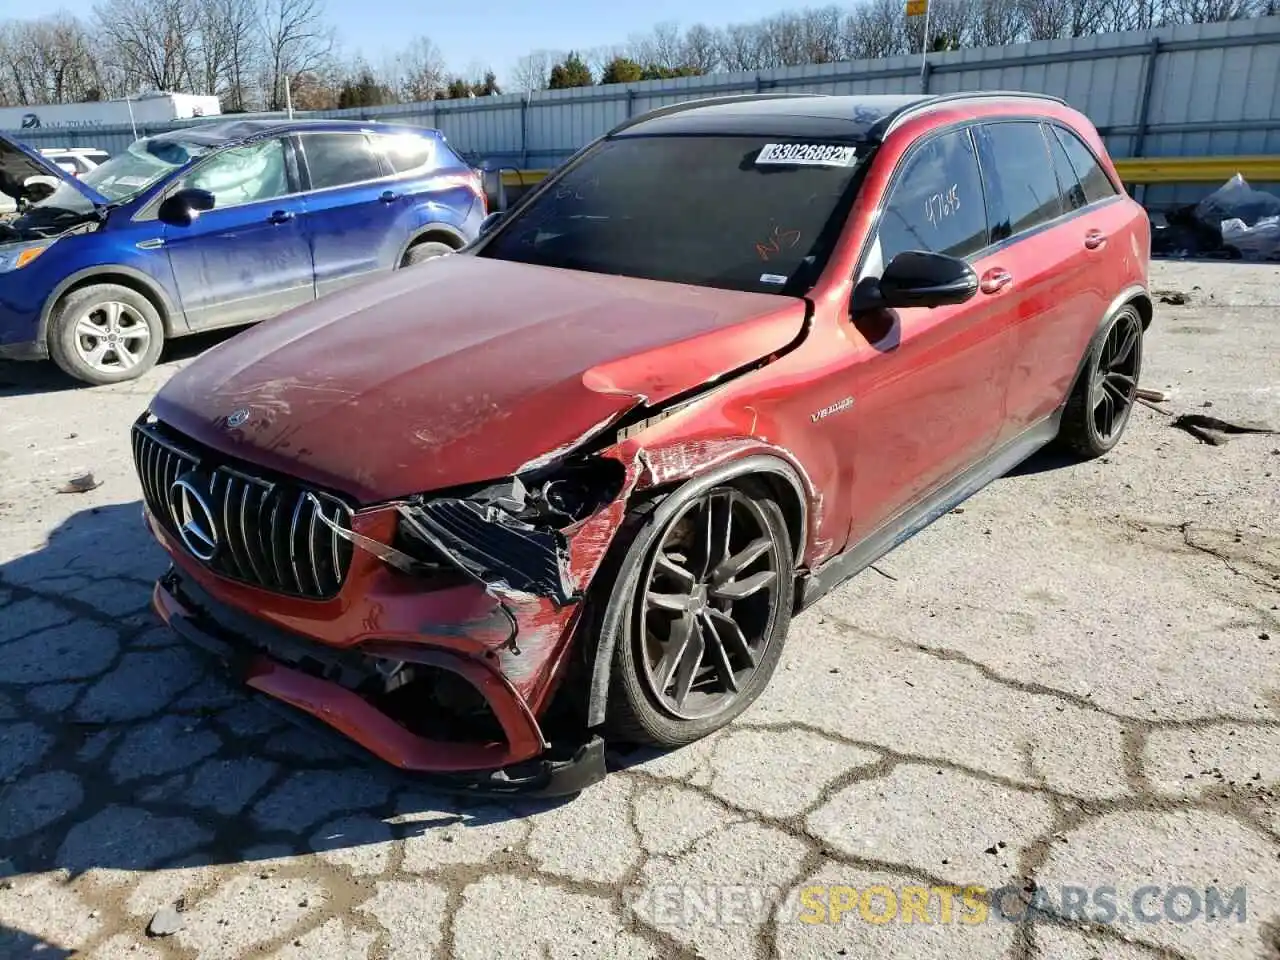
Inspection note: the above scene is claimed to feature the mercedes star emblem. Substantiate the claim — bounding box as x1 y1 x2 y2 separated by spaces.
225 408 250 428
168 475 219 562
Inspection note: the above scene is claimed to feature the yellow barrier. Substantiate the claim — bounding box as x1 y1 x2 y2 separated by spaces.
501 157 1280 189
499 170 549 187
1113 155 1280 184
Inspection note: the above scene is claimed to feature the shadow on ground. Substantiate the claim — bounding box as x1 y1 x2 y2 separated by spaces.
1002 443 1085 477
0 925 74 959
0 327 242 397
0 500 577 897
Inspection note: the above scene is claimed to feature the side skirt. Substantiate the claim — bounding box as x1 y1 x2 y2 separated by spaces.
797 408 1064 610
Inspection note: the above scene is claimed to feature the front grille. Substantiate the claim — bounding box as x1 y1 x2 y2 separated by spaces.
132 419 354 600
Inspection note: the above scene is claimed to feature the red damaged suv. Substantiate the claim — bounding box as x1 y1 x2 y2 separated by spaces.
134 92 1151 794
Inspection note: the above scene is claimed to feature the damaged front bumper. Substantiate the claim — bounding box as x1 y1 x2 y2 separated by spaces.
153 566 607 796
135 417 643 796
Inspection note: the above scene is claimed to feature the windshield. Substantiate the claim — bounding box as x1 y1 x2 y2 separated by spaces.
81 136 213 201
478 135 869 295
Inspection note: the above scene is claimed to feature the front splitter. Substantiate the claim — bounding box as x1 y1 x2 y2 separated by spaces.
152 566 607 798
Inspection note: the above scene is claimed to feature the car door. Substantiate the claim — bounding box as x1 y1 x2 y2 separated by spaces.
973 120 1111 442
160 137 314 330
295 131 402 297
842 126 1016 545
1046 121 1137 390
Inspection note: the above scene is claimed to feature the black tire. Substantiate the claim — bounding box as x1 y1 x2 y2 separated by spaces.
47 283 165 385
401 241 455 267
603 477 796 748
1058 304 1144 458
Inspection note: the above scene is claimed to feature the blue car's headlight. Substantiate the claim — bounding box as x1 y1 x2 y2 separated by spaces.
0 241 52 273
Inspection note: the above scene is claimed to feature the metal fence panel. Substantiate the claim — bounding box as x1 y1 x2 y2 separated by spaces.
6 15 1280 204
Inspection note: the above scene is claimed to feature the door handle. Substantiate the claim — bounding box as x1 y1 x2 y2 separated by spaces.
267 209 295 224
379 190 399 203
979 267 1013 294
1084 229 1107 249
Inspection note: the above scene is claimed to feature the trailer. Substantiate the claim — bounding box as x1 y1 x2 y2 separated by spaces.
0 93 221 133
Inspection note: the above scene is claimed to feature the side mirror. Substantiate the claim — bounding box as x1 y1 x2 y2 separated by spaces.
852 250 979 312
157 188 215 227
478 211 504 238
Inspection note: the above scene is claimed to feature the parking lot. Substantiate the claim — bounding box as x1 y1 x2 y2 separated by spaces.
0 259 1277 959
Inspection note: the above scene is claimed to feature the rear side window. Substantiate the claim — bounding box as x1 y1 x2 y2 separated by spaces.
375 133 436 174
302 133 385 189
1044 124 1088 212
1051 126 1118 204
877 128 987 263
980 122 1063 238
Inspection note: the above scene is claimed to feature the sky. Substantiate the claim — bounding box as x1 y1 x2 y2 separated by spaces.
17 0 803 88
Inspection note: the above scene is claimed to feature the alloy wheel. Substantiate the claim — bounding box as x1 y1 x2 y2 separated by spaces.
1091 311 1141 443
638 488 783 721
72 301 152 374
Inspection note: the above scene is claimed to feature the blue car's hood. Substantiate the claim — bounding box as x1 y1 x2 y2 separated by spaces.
0 133 110 208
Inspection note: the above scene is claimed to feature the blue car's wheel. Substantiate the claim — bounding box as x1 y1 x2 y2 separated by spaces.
48 283 165 386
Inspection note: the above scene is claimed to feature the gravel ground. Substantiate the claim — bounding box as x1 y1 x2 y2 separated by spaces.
1 260 1277 960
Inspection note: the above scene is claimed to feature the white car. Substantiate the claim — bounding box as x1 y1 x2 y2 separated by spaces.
1 146 109 215
43 147 110 177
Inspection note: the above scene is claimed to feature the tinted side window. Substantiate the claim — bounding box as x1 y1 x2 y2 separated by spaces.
178 139 289 208
1052 126 1118 205
1044 124 1088 212
303 134 385 189
878 128 987 263
982 122 1063 236
374 133 435 174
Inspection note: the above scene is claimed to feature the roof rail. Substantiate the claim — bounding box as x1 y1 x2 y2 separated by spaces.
870 90 1069 140
607 92 821 137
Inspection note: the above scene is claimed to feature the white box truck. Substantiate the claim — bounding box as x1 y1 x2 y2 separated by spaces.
0 93 222 132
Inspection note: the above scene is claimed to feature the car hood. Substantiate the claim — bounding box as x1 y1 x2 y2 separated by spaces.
151 255 809 502
0 133 109 207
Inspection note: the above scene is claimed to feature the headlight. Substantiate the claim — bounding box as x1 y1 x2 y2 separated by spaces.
0 242 52 273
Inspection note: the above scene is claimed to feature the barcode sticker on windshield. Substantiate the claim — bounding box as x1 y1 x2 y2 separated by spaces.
760 273 788 284
756 143 858 167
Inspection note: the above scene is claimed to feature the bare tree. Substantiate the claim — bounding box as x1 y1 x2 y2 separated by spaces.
1099 0 1171 30
199 0 261 107
717 22 768 71
629 21 685 69
969 0 1030 45
842 0 909 59
0 14 110 105
800 6 846 63
509 49 559 92
1164 0 1263 20
95 0 202 93
261 0 334 110
392 35 447 102
583 44 630 78
680 24 720 73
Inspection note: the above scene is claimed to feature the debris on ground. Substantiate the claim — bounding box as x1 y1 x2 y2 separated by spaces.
1151 173 1280 261
1155 289 1189 305
1170 413 1278 446
57 472 102 494
1135 388 1170 402
147 904 185 937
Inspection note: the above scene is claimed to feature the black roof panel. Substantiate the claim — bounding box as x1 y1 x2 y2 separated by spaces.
612 91 1066 143
613 94 933 142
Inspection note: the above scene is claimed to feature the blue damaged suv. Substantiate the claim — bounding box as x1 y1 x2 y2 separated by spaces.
0 119 485 384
